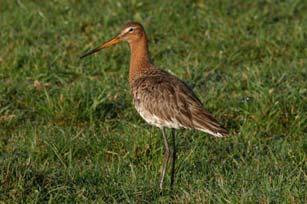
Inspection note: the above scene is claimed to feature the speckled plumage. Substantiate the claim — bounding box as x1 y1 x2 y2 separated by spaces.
131 67 228 137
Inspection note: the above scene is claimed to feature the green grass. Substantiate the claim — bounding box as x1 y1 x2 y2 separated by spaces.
0 0 306 203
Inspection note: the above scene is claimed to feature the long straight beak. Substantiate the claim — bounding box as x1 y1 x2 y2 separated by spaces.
80 36 121 59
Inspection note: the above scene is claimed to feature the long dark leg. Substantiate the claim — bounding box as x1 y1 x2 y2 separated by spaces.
170 129 176 189
160 128 170 191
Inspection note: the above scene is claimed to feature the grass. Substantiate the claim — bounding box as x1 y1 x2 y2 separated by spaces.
0 0 306 203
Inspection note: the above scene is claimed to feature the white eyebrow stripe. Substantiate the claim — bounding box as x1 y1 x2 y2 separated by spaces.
123 27 135 33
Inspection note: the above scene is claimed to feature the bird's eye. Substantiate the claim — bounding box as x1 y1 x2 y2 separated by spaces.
129 28 134 32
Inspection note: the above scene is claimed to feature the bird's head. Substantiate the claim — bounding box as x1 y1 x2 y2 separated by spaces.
80 22 145 59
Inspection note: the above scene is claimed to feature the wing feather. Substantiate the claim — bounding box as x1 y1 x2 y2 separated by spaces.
131 69 228 137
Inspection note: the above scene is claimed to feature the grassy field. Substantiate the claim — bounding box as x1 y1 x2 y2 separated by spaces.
0 0 306 203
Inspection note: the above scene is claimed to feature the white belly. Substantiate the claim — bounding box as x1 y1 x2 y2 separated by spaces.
135 104 181 129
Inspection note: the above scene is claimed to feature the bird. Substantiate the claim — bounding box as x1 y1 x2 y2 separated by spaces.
80 22 228 191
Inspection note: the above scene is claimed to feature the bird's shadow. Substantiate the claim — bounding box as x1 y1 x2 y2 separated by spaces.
90 97 127 121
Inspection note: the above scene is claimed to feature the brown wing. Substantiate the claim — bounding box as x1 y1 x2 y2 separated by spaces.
131 69 228 137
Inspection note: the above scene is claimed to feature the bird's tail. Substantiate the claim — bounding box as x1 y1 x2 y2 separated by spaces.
192 108 228 137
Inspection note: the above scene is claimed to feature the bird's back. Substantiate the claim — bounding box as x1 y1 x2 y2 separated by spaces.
131 67 228 137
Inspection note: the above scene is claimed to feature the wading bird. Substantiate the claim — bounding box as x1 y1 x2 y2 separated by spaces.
80 22 228 191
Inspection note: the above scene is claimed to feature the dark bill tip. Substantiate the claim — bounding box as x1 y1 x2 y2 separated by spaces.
79 46 102 59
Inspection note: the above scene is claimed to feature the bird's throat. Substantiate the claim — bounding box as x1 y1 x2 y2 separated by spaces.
128 35 151 84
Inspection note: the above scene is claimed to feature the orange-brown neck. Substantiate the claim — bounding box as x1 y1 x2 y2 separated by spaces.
128 34 151 85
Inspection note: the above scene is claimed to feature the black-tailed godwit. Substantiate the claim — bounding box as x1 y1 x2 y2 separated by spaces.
80 22 228 191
